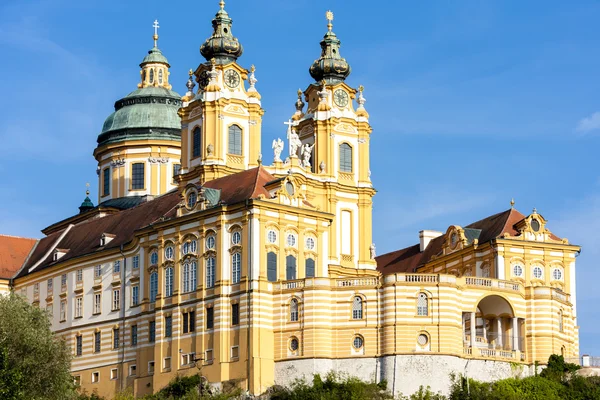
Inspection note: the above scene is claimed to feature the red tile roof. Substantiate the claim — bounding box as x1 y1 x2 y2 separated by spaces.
0 235 37 279
16 168 276 279
376 208 550 275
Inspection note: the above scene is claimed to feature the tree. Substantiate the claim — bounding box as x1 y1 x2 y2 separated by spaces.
0 292 77 400
540 354 580 383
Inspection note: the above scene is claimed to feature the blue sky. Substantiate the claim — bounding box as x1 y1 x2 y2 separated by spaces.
1 0 599 355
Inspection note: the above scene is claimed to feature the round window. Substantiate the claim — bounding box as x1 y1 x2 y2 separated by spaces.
513 264 523 277
206 236 216 250
150 251 158 265
286 234 296 247
553 268 562 280
290 337 299 351
353 336 364 350
417 334 429 346
187 191 197 209
451 233 458 247
285 181 295 196
267 230 277 244
533 266 543 279
305 237 315 250
232 231 242 245
165 246 174 260
531 219 541 232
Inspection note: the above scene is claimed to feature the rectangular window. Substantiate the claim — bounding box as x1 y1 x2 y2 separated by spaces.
148 361 155 374
228 125 242 155
205 349 213 364
129 365 137 376
75 296 83 318
181 352 195 366
173 163 181 177
94 331 101 353
192 128 201 158
231 346 239 360
267 252 277 282
149 321 156 342
183 312 188 334
131 163 145 190
33 283 39 295
182 311 195 334
286 255 297 280
94 293 101 314
112 289 120 311
206 257 215 288
113 328 119 349
94 265 102 278
113 260 120 274
131 285 139 307
341 210 352 255
73 375 81 386
76 269 83 283
131 325 138 346
132 255 139 269
92 371 100 383
46 303 53 318
339 143 353 172
103 168 110 196
110 368 117 380
232 303 240 326
60 300 66 321
61 274 67 287
165 316 172 337
206 307 214 329
47 278 53 292
76 335 82 356
163 357 171 371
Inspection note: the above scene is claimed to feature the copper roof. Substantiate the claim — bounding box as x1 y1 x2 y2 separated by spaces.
376 208 543 275
16 167 277 279
0 235 37 279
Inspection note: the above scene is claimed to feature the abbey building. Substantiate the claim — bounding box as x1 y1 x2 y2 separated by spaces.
1 3 579 398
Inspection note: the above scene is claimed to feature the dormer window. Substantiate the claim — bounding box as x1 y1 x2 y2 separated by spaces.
101 233 115 247
531 219 541 232
53 248 68 262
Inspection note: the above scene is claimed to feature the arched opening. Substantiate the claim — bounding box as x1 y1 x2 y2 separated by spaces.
463 295 524 357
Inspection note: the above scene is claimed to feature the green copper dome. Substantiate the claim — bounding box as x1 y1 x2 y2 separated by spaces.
200 1 243 64
97 86 182 146
141 46 170 66
309 16 351 84
79 195 94 214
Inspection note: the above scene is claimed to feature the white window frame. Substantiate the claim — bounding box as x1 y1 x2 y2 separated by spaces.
112 288 120 311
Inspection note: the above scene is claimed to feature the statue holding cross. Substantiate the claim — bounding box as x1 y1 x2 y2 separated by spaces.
284 119 301 158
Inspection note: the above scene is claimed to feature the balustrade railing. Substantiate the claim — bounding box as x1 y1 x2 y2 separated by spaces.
405 274 438 283
463 277 521 292
336 278 378 287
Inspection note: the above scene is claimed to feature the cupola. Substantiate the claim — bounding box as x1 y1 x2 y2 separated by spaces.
79 185 95 214
309 11 351 84
200 1 244 64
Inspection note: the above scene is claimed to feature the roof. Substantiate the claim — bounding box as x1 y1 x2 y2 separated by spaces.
0 235 37 279
141 46 169 66
376 208 545 275
17 167 276 280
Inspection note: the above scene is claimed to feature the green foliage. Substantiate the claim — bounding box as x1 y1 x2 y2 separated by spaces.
400 385 446 400
268 372 394 400
0 292 77 400
540 354 581 382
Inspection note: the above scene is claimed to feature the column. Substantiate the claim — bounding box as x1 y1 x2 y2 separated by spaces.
482 318 487 344
470 312 476 349
512 317 519 351
497 318 503 348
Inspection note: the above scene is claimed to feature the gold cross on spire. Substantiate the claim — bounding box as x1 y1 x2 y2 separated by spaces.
220 0 225 10
152 19 160 47
326 10 334 31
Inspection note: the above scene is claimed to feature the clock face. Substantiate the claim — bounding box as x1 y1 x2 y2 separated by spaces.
224 69 240 88
333 89 349 107
199 71 209 89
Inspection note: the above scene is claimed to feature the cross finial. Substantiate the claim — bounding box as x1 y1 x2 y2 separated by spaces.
326 10 334 31
219 0 225 10
152 19 160 47
532 207 538 214
85 182 90 196
510 198 515 209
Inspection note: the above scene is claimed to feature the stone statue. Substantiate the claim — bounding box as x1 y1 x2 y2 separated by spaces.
301 143 314 168
369 243 376 259
272 138 284 162
287 128 301 158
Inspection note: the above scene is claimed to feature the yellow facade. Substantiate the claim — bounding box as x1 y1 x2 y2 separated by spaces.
9 3 580 399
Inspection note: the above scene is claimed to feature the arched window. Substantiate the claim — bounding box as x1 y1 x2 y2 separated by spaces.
165 267 173 297
158 69 163 84
150 251 158 266
286 255 297 280
228 125 242 155
192 127 201 158
352 296 363 319
191 261 197 290
267 252 277 282
149 69 154 84
149 271 158 302
339 143 352 172
206 257 216 288
164 245 174 260
559 309 564 333
183 262 190 292
290 298 299 322
417 293 428 316
232 253 241 284
305 258 315 278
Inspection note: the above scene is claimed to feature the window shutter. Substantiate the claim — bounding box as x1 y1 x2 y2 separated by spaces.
267 252 277 282
229 125 242 155
339 143 352 172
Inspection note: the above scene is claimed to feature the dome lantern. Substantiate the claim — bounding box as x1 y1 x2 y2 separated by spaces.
200 1 243 64
309 11 351 84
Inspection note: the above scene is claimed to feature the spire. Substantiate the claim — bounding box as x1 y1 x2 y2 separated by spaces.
200 1 243 64
79 183 94 214
153 19 159 47
309 10 351 84
141 19 169 67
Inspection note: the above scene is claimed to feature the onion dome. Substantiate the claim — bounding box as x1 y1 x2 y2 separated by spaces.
200 1 243 64
309 11 351 84
97 22 181 147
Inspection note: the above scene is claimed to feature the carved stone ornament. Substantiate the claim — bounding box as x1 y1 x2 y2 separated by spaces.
148 157 169 164
207 143 214 155
111 158 126 167
272 138 284 162
189 106 202 119
369 243 376 259
319 161 326 173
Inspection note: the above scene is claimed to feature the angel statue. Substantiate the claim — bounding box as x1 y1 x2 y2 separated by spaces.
287 127 302 158
272 138 284 162
301 143 315 168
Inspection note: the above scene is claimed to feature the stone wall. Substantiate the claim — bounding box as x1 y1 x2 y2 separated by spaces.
274 355 534 396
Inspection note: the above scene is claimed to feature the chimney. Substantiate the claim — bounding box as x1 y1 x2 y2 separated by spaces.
419 230 443 252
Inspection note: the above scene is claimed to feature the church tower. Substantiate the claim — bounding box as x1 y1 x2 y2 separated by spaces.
178 1 264 183
93 21 182 202
282 11 376 271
